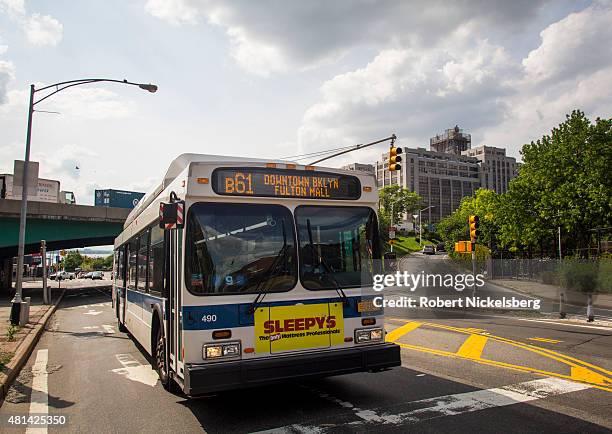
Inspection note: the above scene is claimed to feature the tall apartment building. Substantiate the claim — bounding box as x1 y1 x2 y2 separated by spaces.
462 145 518 194
430 125 471 155
341 163 375 174
376 148 480 224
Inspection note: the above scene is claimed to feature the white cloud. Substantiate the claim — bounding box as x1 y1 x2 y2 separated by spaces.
298 28 517 156
296 1 612 163
522 2 612 83
145 0 547 76
24 13 63 46
0 59 15 104
145 0 200 24
0 0 25 16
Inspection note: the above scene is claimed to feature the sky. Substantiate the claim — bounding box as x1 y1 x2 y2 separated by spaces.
1 0 611 205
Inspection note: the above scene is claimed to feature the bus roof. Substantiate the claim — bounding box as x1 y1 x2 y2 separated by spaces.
123 153 375 231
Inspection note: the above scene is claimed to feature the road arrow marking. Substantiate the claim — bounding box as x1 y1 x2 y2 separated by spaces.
111 354 158 387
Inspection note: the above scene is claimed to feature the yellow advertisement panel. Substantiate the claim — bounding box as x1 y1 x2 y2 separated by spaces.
254 303 344 353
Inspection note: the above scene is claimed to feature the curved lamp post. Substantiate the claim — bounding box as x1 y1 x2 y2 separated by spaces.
10 78 157 325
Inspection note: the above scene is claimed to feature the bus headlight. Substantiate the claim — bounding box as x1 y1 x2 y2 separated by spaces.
203 341 241 359
355 327 383 343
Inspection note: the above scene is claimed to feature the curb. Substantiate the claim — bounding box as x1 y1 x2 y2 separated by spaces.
0 289 66 403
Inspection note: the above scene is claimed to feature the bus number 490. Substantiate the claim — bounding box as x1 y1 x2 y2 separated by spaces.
202 314 217 322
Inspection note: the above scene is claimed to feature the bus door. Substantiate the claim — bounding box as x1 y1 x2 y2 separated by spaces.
167 229 185 379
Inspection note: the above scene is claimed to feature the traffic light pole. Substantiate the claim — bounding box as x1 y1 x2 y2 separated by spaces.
310 135 396 165
471 244 477 296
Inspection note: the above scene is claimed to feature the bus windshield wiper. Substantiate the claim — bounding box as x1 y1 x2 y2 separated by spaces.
306 219 349 306
249 221 287 314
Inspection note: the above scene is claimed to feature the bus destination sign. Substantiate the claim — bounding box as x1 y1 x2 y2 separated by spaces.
212 168 361 200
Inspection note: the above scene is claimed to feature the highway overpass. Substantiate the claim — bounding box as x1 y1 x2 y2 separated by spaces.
0 199 130 291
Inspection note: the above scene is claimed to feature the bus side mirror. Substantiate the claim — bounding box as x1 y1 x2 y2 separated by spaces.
159 201 185 229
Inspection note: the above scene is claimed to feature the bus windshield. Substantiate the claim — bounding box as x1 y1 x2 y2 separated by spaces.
295 206 381 290
185 202 297 295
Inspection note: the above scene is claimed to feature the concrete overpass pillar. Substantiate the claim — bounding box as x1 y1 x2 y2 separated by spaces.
0 257 13 294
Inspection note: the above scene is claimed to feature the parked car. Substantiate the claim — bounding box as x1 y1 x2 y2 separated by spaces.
91 271 104 280
82 272 93 279
422 245 436 255
436 242 446 252
50 271 75 280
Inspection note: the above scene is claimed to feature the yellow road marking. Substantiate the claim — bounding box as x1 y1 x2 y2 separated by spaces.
418 321 612 378
528 337 562 344
456 334 488 359
386 321 421 342
395 341 612 392
386 318 612 388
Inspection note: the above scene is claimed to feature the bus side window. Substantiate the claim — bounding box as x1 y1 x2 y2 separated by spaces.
116 247 125 287
128 238 138 290
138 229 150 292
149 225 164 297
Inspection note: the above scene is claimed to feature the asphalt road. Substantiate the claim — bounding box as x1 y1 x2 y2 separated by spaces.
0 281 610 433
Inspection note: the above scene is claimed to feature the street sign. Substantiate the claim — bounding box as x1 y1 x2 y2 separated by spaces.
389 230 396 239
454 241 472 253
12 160 39 199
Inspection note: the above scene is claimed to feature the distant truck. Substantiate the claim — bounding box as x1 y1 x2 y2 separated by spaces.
0 174 61 203
94 189 145 209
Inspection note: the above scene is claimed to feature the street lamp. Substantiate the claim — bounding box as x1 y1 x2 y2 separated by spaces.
10 78 157 325
419 206 435 246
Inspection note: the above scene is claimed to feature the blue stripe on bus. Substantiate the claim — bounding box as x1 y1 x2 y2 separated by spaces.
123 287 166 317
182 296 381 331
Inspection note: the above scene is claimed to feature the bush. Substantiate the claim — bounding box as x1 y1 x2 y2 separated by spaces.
540 270 560 285
597 259 612 294
560 260 598 293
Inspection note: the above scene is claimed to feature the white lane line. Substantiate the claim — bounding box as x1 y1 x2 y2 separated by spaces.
26 349 49 434
110 354 159 386
257 377 591 432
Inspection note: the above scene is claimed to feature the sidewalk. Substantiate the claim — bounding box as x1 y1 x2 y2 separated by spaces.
0 285 64 401
491 279 612 310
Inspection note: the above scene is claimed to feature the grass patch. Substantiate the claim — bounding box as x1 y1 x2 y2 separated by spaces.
0 351 14 371
390 236 435 255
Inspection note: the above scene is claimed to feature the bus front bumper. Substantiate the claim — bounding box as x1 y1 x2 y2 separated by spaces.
184 343 401 396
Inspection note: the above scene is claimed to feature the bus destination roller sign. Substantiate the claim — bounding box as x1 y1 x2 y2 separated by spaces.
212 167 361 200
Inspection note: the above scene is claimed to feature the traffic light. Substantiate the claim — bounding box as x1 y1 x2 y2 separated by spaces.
469 215 479 243
388 146 402 171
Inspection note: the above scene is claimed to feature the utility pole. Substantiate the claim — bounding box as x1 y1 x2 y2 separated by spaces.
41 240 48 304
390 202 394 253
558 226 562 260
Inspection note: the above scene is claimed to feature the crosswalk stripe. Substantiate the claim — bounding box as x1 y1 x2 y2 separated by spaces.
256 377 591 432
456 334 488 359
385 321 421 342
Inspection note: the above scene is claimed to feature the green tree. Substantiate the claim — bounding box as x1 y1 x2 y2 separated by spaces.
378 185 421 226
63 251 84 271
437 188 500 251
498 110 612 255
103 254 114 269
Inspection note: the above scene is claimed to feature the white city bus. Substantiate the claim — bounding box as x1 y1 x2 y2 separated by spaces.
112 154 400 395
